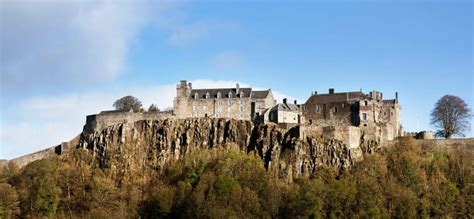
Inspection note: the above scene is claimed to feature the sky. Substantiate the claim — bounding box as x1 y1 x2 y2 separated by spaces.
0 0 472 159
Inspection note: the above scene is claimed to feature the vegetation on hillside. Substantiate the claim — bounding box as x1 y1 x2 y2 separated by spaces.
0 137 472 218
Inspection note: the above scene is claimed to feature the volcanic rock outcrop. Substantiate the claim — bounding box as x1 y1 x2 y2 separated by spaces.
79 118 376 181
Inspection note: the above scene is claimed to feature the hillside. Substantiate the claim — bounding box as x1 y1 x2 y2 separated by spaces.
0 118 472 218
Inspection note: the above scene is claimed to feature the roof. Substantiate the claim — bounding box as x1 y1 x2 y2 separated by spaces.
189 88 270 99
383 99 397 104
305 91 370 104
251 90 270 99
271 103 300 112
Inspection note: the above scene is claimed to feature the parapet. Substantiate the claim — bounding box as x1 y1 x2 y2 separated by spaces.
84 110 174 133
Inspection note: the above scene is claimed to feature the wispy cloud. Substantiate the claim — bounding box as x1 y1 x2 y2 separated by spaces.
0 1 175 96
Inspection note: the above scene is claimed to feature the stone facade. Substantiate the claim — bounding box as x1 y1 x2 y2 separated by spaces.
173 80 276 120
267 98 302 124
303 88 402 141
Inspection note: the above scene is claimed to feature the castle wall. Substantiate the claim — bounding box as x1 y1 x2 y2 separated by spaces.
84 111 173 133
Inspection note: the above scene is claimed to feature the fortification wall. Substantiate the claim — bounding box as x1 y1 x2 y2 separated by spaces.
416 138 474 148
301 125 361 149
84 111 174 133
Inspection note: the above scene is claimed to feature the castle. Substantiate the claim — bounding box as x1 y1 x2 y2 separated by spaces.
173 80 402 142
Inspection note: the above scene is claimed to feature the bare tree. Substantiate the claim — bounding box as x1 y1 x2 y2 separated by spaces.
113 96 143 112
431 95 471 139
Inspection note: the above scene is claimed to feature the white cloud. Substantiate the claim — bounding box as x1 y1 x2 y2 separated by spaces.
0 80 297 159
0 0 174 95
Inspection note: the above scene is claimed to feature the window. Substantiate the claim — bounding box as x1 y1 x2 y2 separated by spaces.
217 92 221 99
240 91 244 98
362 113 368 121
342 103 345 108
316 105 320 112
206 92 210 99
334 107 338 113
227 107 231 112
240 106 244 112
364 101 368 106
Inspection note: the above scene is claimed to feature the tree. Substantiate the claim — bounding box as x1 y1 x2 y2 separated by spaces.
148 104 159 112
0 183 19 218
431 95 471 139
19 159 62 217
113 96 142 112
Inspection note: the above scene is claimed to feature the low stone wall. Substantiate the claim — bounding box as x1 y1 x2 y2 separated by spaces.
416 138 474 148
6 135 81 168
9 146 58 167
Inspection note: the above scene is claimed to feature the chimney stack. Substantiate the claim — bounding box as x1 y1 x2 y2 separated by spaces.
294 100 297 104
395 92 398 102
314 91 318 95
188 82 192 90
283 98 287 104
329 88 334 94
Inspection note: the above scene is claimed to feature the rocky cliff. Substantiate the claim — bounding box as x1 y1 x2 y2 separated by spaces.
79 118 375 181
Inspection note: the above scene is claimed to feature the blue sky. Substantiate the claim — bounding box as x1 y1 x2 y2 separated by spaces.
1 0 473 159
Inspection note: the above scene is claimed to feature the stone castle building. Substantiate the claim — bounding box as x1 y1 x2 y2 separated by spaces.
173 80 276 120
303 88 402 141
173 81 402 141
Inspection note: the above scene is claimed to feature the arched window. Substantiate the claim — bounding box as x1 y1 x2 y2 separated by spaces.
206 92 210 99
194 93 199 99
240 91 244 98
217 92 221 99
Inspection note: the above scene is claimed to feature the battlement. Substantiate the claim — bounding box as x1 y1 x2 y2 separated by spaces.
84 110 174 133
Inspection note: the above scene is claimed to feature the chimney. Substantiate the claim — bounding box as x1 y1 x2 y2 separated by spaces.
236 83 240 93
294 100 297 104
188 82 192 90
314 91 318 95
329 88 334 94
283 98 287 104
395 92 398 102
180 80 187 86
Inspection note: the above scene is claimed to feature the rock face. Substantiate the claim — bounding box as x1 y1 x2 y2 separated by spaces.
79 118 372 181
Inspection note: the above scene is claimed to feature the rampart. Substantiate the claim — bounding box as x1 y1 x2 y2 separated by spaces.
84 110 174 133
416 138 474 148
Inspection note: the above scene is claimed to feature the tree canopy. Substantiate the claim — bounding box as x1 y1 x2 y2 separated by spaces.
431 95 471 139
113 96 143 112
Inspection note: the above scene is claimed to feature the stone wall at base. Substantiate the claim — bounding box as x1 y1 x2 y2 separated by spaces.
416 138 474 148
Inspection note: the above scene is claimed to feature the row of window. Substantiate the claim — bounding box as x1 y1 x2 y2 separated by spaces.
192 105 244 112
190 113 245 118
194 91 245 100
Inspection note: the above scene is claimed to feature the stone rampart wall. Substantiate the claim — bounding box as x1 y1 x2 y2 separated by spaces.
84 111 174 133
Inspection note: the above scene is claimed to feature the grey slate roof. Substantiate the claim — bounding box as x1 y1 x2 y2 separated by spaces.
271 103 300 112
251 90 270 99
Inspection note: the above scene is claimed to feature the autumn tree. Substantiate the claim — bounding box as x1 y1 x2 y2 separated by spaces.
431 95 471 139
113 96 143 112
19 159 62 217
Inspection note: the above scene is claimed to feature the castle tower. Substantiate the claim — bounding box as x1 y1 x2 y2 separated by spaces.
173 80 191 118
